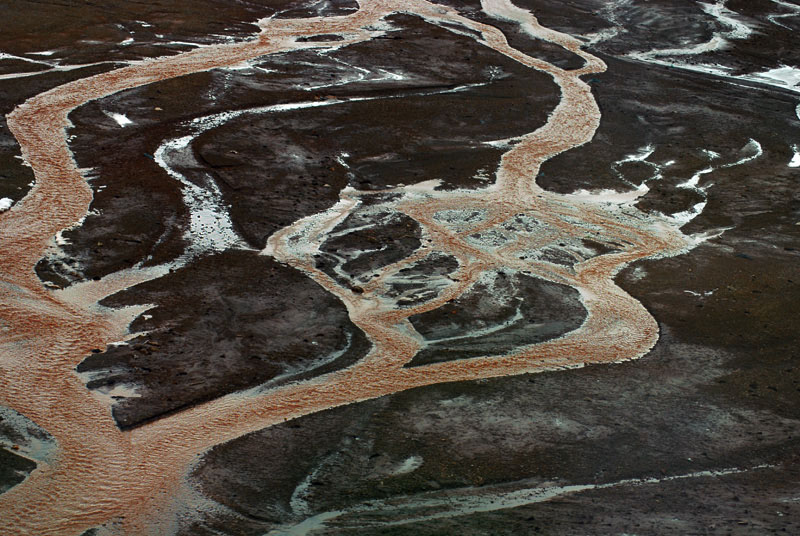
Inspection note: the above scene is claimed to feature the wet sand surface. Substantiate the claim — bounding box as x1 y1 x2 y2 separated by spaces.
0 0 798 534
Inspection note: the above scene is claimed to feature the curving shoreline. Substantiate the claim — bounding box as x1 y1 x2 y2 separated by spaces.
0 1 702 533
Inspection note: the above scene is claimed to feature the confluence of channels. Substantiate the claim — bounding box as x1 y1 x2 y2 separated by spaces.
0 0 692 533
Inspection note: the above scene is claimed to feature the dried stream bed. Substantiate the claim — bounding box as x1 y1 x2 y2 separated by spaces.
0 0 799 535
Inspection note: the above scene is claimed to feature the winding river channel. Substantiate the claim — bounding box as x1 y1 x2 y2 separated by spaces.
0 0 704 533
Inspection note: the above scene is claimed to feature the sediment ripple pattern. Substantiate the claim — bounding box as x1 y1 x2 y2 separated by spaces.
0 0 703 533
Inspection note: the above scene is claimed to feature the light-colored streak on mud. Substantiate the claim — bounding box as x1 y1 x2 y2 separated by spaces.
274 464 774 535
0 61 123 81
0 0 697 534
768 0 800 30
627 0 752 64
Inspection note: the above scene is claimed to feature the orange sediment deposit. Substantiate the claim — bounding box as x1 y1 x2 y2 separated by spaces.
0 0 699 533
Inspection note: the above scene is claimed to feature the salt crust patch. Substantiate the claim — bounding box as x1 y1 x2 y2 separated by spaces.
790 145 800 167
103 111 133 127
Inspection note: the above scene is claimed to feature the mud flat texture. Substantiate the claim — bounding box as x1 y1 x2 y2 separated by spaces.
0 0 799 535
